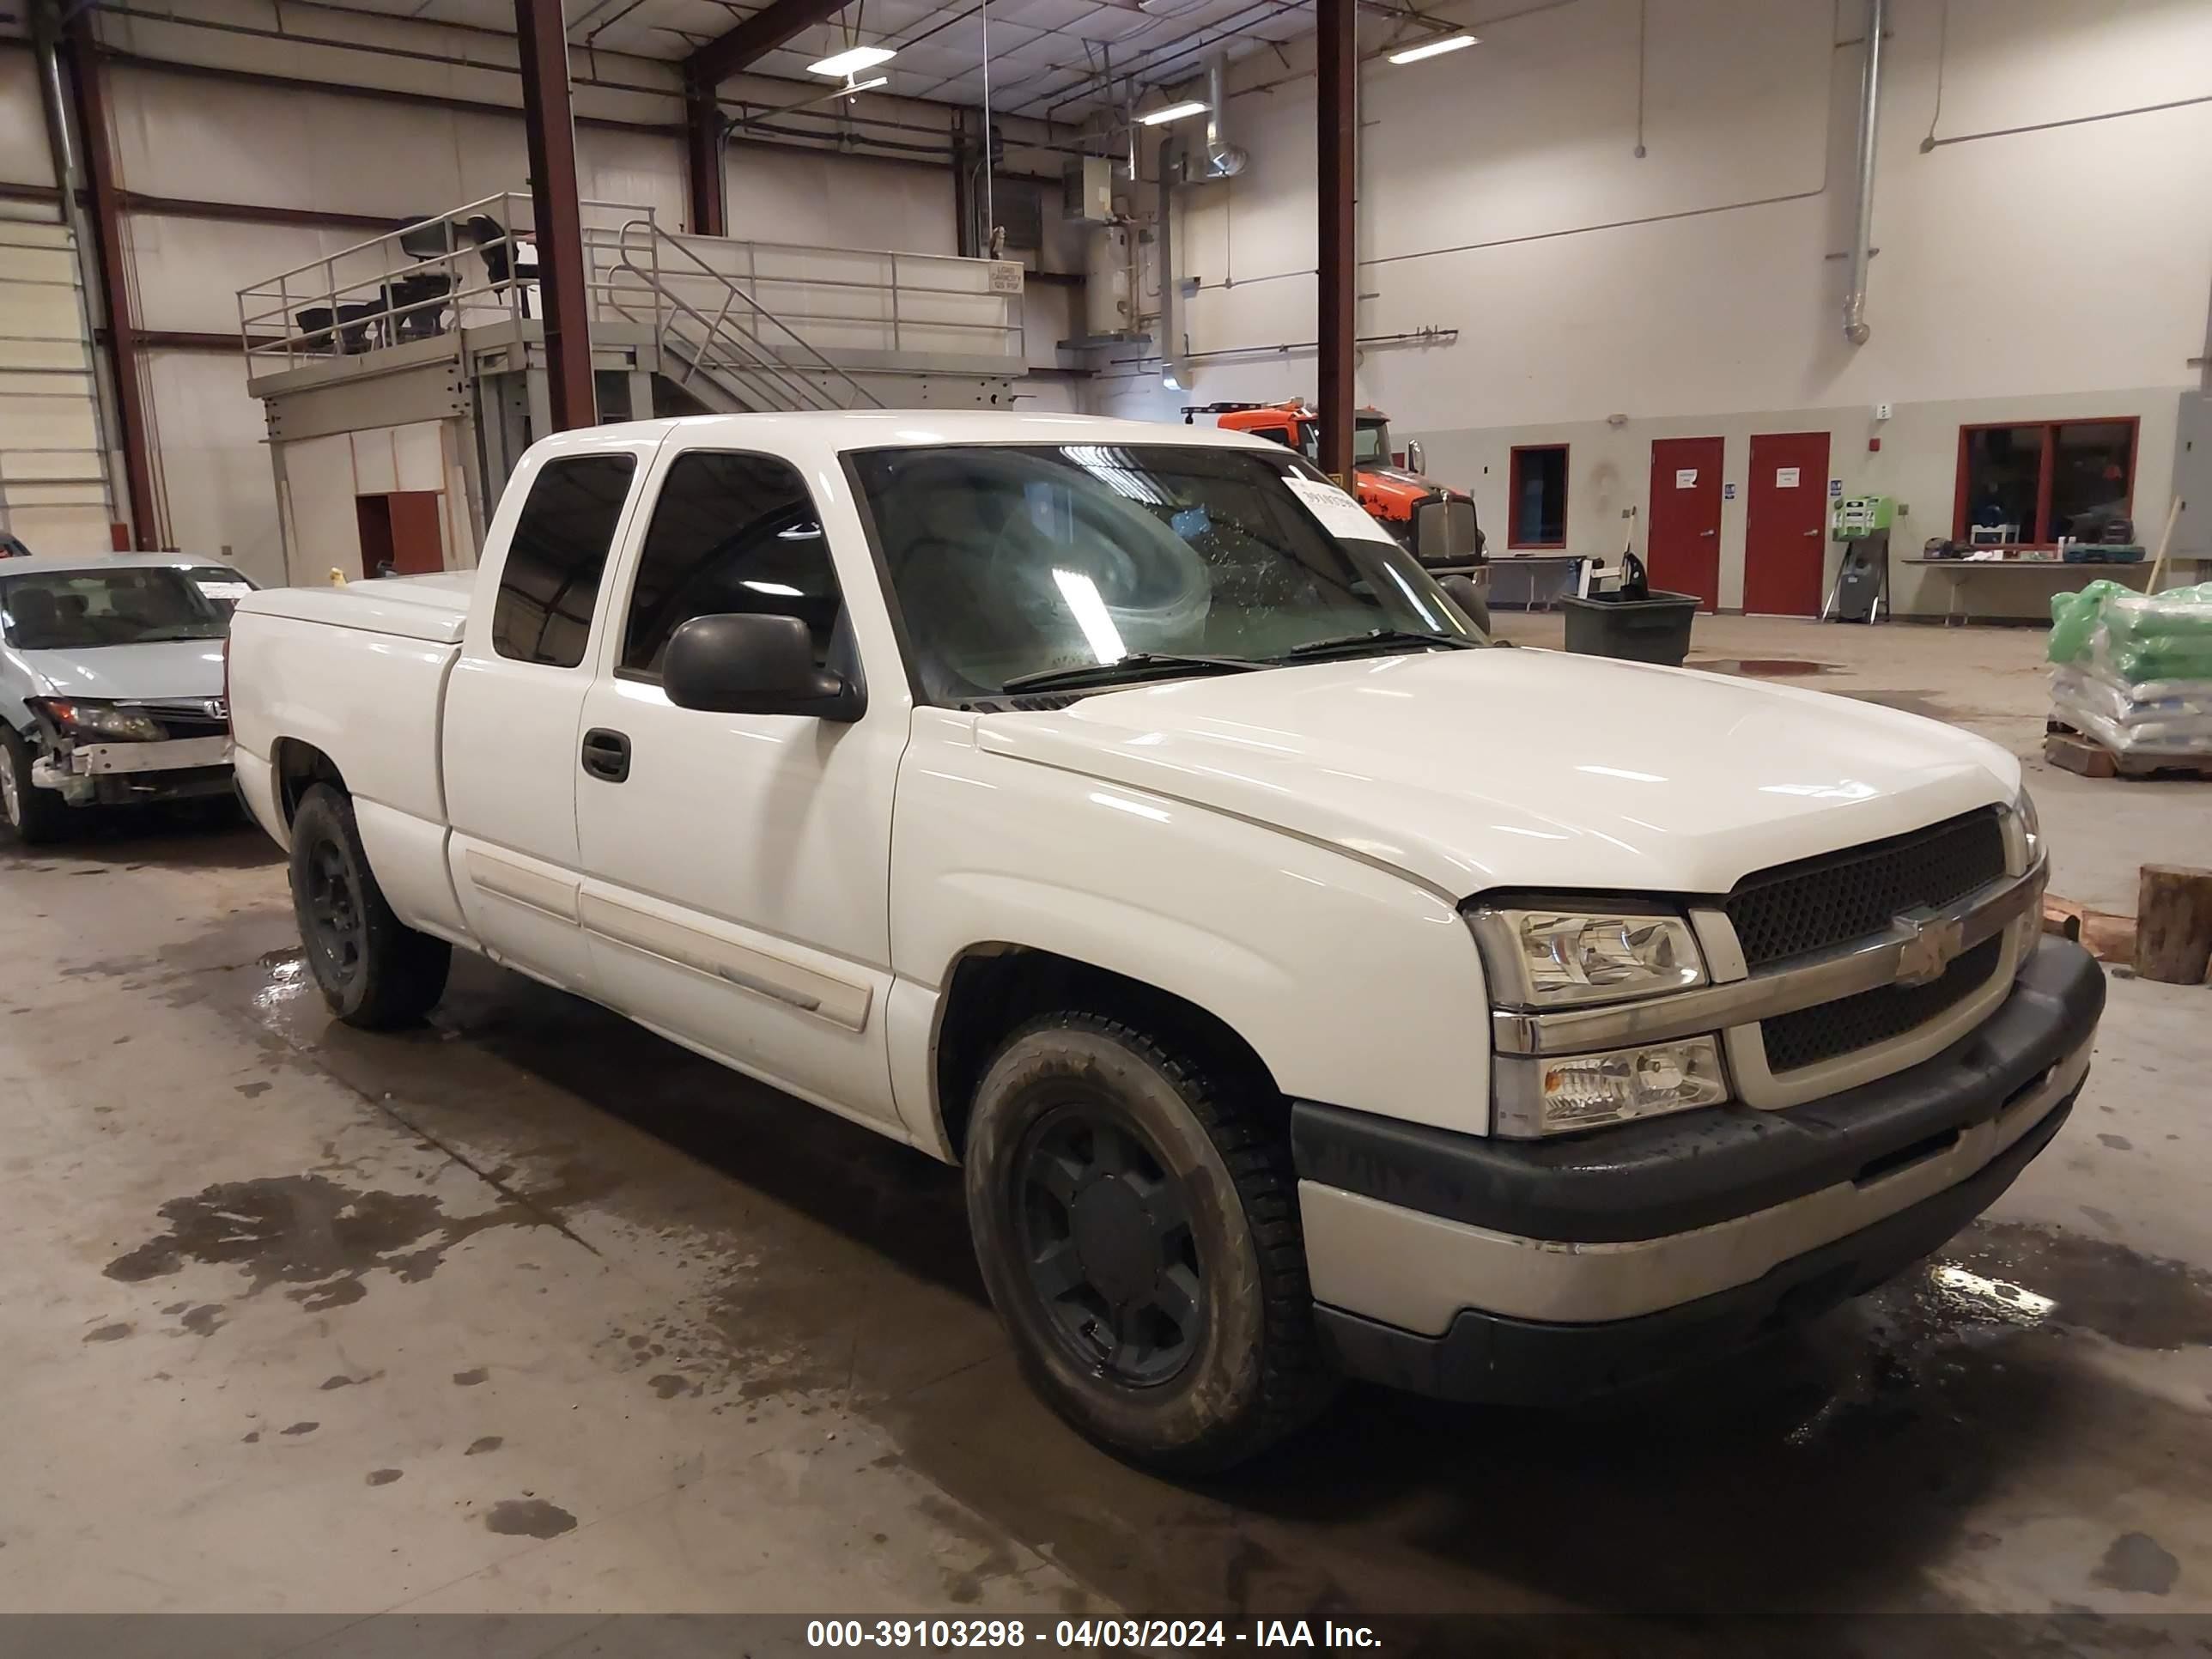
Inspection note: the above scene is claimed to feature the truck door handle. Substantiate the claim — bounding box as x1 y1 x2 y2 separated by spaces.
580 728 630 782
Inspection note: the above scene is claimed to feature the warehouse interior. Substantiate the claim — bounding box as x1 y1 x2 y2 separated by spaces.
4 0 2212 1639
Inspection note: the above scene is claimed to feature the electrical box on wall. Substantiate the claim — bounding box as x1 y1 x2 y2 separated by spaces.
1831 495 1894 538
1062 157 1113 223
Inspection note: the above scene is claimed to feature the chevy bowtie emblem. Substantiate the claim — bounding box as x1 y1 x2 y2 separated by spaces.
1894 913 1965 987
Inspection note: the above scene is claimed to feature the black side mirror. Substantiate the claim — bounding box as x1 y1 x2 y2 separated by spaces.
662 613 865 722
1441 574 1492 635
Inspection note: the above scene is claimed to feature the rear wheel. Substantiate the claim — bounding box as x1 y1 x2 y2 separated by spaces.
289 783 450 1028
0 725 68 845
963 1013 1334 1473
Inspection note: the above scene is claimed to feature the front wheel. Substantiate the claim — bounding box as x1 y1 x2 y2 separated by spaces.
963 1013 1334 1473
289 783 451 1028
0 724 68 845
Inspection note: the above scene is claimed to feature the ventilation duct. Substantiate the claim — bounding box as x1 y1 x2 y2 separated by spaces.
1842 0 1885 346
1201 56 1247 178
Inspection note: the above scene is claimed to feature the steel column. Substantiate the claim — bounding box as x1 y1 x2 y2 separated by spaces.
59 15 160 550
685 82 726 237
514 0 595 432
1315 0 1357 483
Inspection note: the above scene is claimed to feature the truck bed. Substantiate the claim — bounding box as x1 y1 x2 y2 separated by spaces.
228 574 469 845
239 572 474 643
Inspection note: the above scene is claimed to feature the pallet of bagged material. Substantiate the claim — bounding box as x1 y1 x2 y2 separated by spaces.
2044 726 2212 781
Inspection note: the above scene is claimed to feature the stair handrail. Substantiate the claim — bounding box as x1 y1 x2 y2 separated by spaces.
610 217 881 411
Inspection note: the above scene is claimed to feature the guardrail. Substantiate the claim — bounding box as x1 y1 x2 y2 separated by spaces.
236 193 1025 381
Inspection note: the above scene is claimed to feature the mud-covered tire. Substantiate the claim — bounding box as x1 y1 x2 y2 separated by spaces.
0 724 68 845
289 783 450 1028
964 1013 1335 1473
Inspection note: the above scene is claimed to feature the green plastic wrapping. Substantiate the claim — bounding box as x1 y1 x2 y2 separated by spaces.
2048 580 2212 684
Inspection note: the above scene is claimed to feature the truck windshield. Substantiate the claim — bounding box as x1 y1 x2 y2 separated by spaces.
0 568 232 649
852 443 1481 704
1353 420 1389 465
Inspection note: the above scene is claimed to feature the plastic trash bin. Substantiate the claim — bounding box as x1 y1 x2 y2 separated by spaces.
1558 589 1699 666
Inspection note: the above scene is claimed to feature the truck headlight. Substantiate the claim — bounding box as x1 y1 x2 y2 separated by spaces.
1468 905 1707 1008
26 696 164 743
1494 1036 1729 1137
2014 785 2040 864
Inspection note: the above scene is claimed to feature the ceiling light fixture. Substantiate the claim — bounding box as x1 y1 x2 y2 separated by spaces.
1138 100 1209 125
808 44 896 77
1387 33 1478 64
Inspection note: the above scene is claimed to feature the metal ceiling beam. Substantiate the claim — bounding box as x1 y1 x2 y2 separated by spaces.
1316 0 1356 482
686 0 850 90
58 15 161 550
514 0 596 431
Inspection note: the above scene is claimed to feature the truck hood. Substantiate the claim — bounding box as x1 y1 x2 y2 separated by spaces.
1356 464 1462 506
15 640 228 701
974 648 2020 897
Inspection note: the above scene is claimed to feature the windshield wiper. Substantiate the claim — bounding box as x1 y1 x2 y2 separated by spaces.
1000 653 1267 694
1273 628 1481 662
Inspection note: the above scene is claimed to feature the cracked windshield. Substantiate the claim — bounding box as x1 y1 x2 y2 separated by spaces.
854 442 1480 704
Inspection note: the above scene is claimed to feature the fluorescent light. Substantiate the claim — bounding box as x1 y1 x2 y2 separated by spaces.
808 44 896 76
1388 33 1478 64
833 76 888 97
1052 568 1127 665
1139 100 1209 126
743 580 805 597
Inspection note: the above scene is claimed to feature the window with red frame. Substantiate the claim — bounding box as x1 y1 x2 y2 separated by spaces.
1954 419 2137 545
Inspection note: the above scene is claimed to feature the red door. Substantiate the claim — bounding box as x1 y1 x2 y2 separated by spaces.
387 491 447 574
1743 432 1831 616
1646 437 1724 611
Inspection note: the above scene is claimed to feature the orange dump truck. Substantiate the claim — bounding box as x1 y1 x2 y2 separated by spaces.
1182 400 1486 576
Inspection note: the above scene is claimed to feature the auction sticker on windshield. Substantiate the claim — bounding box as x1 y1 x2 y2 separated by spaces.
1282 476 1395 544
196 580 253 601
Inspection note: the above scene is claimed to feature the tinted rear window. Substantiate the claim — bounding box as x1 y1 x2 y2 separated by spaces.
492 454 637 667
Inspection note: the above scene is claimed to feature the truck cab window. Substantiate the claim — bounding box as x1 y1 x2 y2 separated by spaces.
621 451 843 678
491 453 637 667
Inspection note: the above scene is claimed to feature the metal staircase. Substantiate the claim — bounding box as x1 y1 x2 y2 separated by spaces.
601 218 878 415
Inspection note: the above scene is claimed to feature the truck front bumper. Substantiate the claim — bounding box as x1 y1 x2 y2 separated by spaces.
1291 936 2104 1405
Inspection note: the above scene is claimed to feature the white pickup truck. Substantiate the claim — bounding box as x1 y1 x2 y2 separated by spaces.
229 412 2101 1470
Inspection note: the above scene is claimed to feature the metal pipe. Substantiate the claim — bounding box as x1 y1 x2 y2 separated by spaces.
980 0 995 248
1201 54 1246 178
1158 134 1183 388
1843 0 1885 347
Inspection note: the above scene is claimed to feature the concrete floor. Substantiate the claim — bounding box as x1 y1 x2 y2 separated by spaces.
3 617 2210 1631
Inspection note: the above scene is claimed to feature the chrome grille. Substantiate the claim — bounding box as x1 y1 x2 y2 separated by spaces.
1760 936 2002 1073
1724 808 2006 970
1413 498 1479 565
130 698 230 740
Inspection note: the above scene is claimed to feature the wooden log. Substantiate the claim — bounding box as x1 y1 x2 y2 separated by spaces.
2134 864 2212 983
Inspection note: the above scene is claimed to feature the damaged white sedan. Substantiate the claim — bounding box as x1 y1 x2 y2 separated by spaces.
0 553 254 842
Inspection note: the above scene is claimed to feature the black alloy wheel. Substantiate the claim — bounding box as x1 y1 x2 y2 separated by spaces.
1014 1102 1206 1387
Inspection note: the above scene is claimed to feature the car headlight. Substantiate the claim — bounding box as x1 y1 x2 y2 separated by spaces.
26 696 164 742
2014 784 2040 865
1467 905 1708 1008
1494 1036 1729 1137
